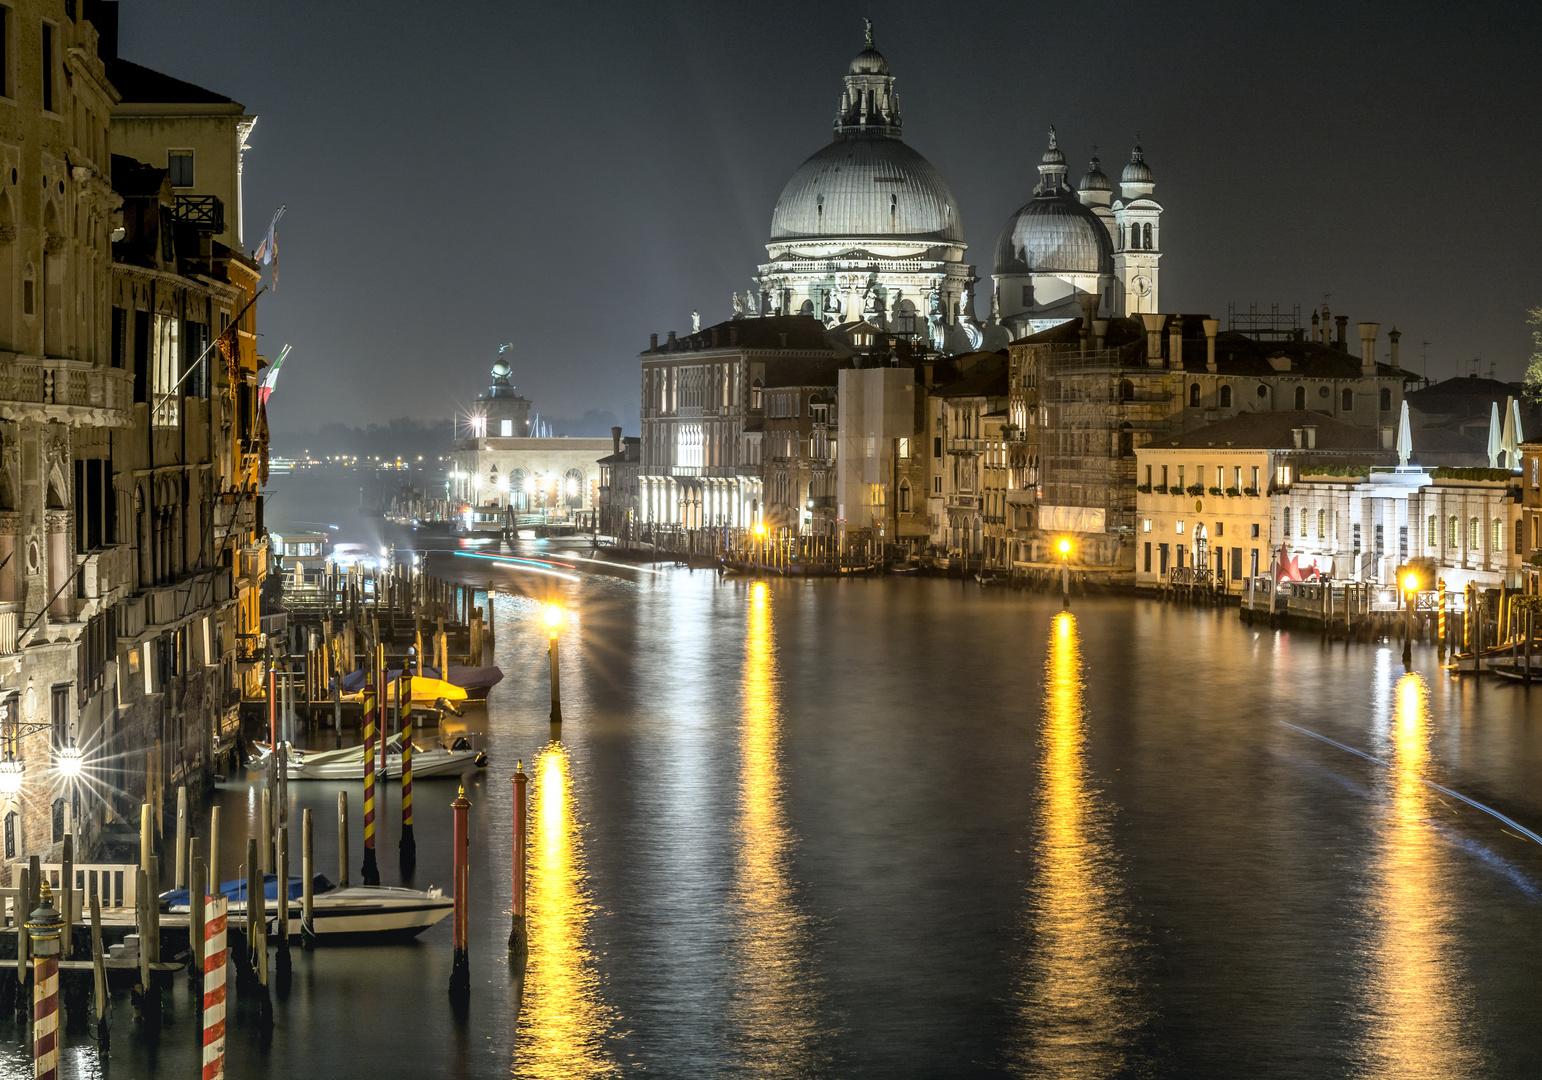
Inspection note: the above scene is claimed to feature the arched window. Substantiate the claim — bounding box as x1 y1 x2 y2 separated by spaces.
1117 224 1125 250
1143 222 1153 249
1426 515 1437 547
1317 509 1326 539
1219 385 1232 408
51 798 65 844
3 811 14 860
1188 383 1200 408
897 479 912 513
1341 388 1354 411
1118 422 1134 458
1283 507 1292 537
1493 517 1503 553
1294 386 1306 410
751 378 762 409
798 299 813 316
1121 379 1134 402
1448 515 1459 547
1379 388 1392 411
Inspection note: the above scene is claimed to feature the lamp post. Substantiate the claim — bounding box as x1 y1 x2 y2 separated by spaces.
545 603 563 722
1058 538 1072 609
27 881 63 1080
1402 572 1419 666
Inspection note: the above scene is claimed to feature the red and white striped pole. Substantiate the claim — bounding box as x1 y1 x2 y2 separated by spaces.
26 881 63 1080
202 896 229 1080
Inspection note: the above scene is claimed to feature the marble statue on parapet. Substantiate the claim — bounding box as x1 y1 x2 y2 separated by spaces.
731 292 744 318
863 280 883 319
747 289 759 316
692 310 701 333
989 288 1001 324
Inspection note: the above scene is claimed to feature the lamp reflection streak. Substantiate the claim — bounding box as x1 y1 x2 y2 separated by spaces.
512 743 617 1079
1010 611 1138 1077
726 581 822 1074
1358 673 1483 1078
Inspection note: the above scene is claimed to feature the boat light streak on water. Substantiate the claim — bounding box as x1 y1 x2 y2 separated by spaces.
455 551 581 582
546 553 664 575
1279 719 1542 848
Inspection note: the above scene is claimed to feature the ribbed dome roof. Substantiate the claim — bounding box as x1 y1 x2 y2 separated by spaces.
1078 155 1111 192
849 47 889 75
1122 145 1153 185
994 194 1114 276
770 136 963 244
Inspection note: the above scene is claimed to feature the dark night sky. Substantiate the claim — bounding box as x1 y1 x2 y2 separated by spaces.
116 1 1542 436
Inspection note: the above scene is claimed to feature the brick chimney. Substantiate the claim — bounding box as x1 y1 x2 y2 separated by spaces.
1387 327 1401 369
649 333 658 351
1334 315 1348 350
611 426 622 455
1168 316 1184 369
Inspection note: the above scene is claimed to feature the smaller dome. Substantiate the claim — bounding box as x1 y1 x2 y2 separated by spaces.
1122 144 1153 186
1079 155 1111 192
1040 132 1066 168
491 359 510 379
994 194 1114 277
849 47 889 75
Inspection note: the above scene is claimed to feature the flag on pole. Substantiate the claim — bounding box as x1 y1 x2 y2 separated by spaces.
254 205 285 291
259 344 292 406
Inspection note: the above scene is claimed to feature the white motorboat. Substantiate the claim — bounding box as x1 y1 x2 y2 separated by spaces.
250 736 486 781
165 877 454 940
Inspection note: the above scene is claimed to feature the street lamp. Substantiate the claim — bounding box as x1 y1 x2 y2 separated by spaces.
1058 538 1072 609
56 740 82 779
544 604 563 722
0 754 22 796
1402 572 1419 666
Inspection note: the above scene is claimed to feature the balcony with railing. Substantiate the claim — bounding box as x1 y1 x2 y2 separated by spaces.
0 361 133 426
0 601 19 655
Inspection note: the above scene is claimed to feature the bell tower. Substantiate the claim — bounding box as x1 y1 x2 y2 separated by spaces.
1112 140 1162 315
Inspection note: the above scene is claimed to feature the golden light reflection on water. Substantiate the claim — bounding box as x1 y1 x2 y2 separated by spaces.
512 743 619 1079
1358 673 1484 1077
1010 611 1138 1077
726 581 823 1073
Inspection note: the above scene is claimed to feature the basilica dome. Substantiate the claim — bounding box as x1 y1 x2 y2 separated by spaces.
994 195 1113 276
769 137 964 244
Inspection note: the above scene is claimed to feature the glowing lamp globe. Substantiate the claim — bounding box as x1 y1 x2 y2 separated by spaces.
0 757 23 796
543 604 564 631
56 743 82 779
1058 539 1072 556
1403 573 1419 593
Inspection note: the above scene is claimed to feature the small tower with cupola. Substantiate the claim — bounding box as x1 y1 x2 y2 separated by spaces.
1111 141 1162 315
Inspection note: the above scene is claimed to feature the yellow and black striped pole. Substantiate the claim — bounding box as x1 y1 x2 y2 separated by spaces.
361 665 380 887
399 672 415 877
1437 578 1447 660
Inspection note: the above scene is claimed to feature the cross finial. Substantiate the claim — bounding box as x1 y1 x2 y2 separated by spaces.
864 17 873 49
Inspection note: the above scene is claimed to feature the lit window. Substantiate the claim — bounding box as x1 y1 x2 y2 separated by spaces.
1143 519 1152 532
1275 465 1292 487
1176 520 1185 535
1427 515 1437 547
898 437 910 459
1469 517 1479 549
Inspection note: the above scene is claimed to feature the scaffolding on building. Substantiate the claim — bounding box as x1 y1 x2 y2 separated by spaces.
1017 340 1186 569
1227 302 1303 342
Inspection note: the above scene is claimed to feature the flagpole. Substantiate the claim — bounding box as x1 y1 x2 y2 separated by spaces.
151 285 268 418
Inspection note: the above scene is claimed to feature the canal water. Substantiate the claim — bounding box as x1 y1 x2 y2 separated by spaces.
6 469 1542 1077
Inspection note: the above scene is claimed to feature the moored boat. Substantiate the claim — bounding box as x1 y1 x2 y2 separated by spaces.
162 875 453 940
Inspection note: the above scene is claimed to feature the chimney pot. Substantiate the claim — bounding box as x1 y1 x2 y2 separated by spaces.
611 426 622 455
1140 313 1167 367
1202 318 1220 372
1387 327 1401 369
1093 319 1110 351
1334 315 1349 349
667 330 677 347
649 333 658 350
1303 424 1316 449
1292 427 1303 449
1357 321 1380 375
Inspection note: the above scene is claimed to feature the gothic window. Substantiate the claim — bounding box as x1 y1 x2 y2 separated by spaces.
1379 388 1392 411
1219 385 1232 408
1342 388 1354 411
1143 222 1153 248
1294 386 1306 409
1117 224 1124 250
898 480 912 513
1188 383 1200 408
51 798 64 844
750 379 762 410
1120 379 1134 402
